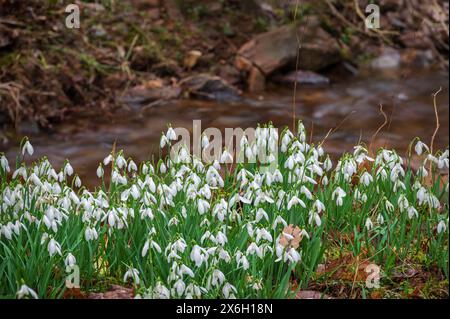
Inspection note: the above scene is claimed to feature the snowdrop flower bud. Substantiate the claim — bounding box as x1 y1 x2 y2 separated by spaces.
0 155 10 173
16 284 38 299
64 162 74 177
323 157 333 171
160 162 167 174
96 164 104 178
22 140 34 156
103 154 113 166
437 220 447 234
365 218 373 231
74 176 81 188
377 213 384 225
166 127 177 141
65 253 77 267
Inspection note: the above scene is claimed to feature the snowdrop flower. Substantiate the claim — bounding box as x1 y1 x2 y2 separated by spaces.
179 264 195 278
85 227 98 241
65 253 77 267
123 268 140 285
287 196 306 210
323 157 333 171
22 140 34 156
248 242 265 259
407 206 418 219
332 187 346 206
103 154 113 166
16 285 38 299
173 279 186 297
220 149 233 164
128 160 138 172
377 213 384 225
166 127 177 141
272 215 287 230
153 282 171 299
308 211 322 227
397 196 408 212
64 162 74 177
160 162 167 174
365 218 373 231
236 253 250 270
437 220 447 234
0 155 10 172
360 172 373 186
190 245 207 267
314 199 326 213
222 283 237 299
415 141 429 156
255 228 273 243
74 176 82 188
255 208 269 223
47 238 62 257
209 269 226 288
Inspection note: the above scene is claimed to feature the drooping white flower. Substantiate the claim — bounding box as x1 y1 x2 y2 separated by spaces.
365 218 374 231
65 253 77 267
47 238 62 257
0 155 10 173
123 268 140 285
22 140 34 156
166 127 177 141
287 196 306 210
437 220 447 234
332 187 346 206
377 213 384 225
415 141 429 156
16 284 38 299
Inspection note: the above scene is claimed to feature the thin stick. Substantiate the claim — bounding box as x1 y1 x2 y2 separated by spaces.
292 0 301 134
369 104 388 154
430 87 442 155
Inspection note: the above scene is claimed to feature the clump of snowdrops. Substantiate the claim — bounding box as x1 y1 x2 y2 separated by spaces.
0 122 448 299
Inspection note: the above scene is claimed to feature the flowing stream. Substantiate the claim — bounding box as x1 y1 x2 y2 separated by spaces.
1 67 448 188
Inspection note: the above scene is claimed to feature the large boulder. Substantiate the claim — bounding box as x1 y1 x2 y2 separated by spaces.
235 17 341 92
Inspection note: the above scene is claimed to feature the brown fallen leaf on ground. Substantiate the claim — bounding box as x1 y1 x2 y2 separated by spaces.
295 290 333 299
88 285 134 299
280 224 303 249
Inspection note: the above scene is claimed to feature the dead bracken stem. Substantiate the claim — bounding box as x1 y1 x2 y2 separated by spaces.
369 104 388 155
292 0 301 135
430 87 442 156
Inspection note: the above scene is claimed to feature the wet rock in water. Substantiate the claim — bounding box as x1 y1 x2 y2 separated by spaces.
370 47 401 69
235 16 340 92
248 66 266 92
273 70 330 86
179 74 241 101
88 285 134 299
121 84 181 107
236 17 340 74
400 49 434 68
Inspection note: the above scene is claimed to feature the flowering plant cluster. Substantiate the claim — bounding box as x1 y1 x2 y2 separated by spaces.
0 122 448 299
